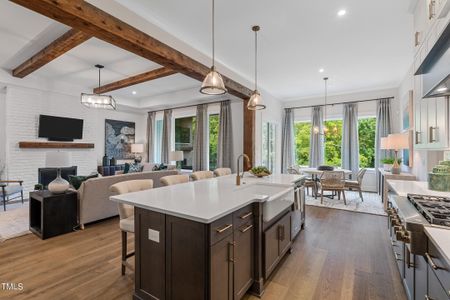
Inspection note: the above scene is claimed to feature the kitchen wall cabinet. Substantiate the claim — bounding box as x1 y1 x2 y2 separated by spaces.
414 96 449 149
264 212 291 278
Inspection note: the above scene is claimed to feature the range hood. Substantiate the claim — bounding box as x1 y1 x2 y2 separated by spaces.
415 22 450 98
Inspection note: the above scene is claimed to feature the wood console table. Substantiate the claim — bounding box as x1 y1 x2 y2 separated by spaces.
378 168 416 210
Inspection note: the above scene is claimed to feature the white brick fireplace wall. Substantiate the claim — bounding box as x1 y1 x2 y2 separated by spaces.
3 85 146 193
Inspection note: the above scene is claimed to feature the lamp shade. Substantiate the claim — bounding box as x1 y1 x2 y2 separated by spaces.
247 90 266 110
169 151 184 162
131 143 144 153
46 151 72 168
81 93 116 110
200 67 227 95
387 133 409 150
380 137 390 149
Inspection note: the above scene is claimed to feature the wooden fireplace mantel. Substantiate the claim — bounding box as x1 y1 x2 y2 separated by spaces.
19 141 95 149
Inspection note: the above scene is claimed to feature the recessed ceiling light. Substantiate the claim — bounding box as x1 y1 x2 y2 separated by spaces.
337 9 347 16
319 68 325 73
437 87 448 92
132 91 137 95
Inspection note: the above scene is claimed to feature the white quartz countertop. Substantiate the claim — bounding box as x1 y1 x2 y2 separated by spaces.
110 174 305 223
387 180 450 198
424 226 450 266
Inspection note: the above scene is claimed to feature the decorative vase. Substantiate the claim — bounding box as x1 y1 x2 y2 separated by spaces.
429 161 450 191
48 168 70 194
110 157 116 166
102 155 110 166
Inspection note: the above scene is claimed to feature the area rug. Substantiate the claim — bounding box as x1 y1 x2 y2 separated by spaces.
0 204 31 242
305 191 386 216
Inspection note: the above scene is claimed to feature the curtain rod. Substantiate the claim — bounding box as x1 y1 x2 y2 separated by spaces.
285 96 395 111
147 99 231 114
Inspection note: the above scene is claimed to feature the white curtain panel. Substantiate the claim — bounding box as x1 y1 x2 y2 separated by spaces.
341 103 360 177
309 106 324 167
161 109 172 164
217 101 233 169
281 108 295 173
147 111 156 163
193 104 208 171
375 98 393 189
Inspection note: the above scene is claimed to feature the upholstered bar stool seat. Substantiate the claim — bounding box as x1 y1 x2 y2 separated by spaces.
110 179 153 275
160 175 189 186
213 168 232 177
191 171 214 181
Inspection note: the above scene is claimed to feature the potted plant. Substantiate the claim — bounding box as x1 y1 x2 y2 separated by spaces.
381 158 402 172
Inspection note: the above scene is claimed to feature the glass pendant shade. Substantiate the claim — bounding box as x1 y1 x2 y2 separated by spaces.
200 66 227 95
247 90 266 110
81 93 116 110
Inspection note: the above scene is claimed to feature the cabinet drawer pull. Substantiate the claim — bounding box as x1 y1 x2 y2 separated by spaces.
394 252 402 261
240 212 253 219
425 295 434 300
240 224 253 233
228 242 235 262
216 224 232 233
425 252 442 270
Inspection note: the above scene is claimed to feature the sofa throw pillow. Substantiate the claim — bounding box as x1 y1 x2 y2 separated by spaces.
152 163 168 171
69 174 98 190
124 163 142 174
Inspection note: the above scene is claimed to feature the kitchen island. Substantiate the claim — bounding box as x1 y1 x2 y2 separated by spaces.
111 173 305 300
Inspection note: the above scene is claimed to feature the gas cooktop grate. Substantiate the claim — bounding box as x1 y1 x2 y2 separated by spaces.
408 194 450 226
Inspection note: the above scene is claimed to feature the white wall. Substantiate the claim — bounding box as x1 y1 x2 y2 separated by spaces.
0 88 6 179
2 85 146 193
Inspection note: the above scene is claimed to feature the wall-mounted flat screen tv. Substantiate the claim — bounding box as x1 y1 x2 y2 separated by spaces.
38 115 83 141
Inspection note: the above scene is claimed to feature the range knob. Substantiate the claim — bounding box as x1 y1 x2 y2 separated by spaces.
391 217 401 226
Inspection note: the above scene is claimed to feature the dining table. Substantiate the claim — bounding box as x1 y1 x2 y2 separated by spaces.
299 167 353 199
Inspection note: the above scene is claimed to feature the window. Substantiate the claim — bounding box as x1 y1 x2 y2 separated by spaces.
154 119 163 163
358 117 376 168
323 120 343 167
209 114 219 170
175 116 196 170
294 122 311 166
262 122 276 173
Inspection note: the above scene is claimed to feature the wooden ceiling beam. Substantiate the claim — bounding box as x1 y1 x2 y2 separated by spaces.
12 28 90 78
93 67 176 94
10 0 253 99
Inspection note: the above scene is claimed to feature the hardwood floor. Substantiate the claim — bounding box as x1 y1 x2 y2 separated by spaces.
244 206 407 300
0 206 406 300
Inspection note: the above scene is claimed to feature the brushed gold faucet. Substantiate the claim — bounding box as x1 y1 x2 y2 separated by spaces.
236 154 251 186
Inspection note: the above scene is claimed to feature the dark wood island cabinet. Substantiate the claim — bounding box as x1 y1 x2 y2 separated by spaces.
133 202 294 300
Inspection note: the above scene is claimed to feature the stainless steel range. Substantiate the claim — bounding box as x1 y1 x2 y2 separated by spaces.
408 194 450 226
388 193 450 300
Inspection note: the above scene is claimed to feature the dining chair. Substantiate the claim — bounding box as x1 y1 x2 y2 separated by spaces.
287 166 317 197
0 180 24 211
191 171 214 181
345 168 367 201
213 168 232 177
160 174 190 186
109 179 153 275
318 171 346 205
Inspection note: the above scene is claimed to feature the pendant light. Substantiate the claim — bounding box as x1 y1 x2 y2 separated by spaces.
200 0 227 95
247 25 266 110
313 77 329 134
81 64 116 110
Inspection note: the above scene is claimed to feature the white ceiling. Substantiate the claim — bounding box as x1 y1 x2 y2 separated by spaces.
115 0 415 100
1 0 414 106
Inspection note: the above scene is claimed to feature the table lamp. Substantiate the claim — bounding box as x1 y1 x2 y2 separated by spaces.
131 143 144 163
46 151 72 194
387 133 409 174
169 151 184 169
